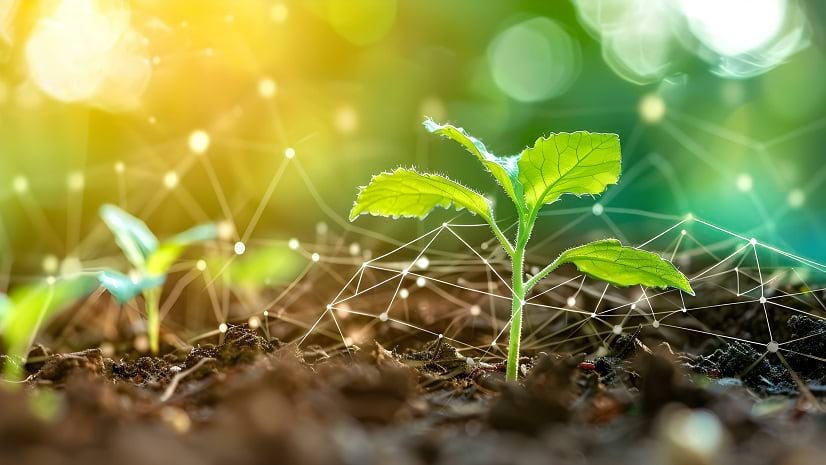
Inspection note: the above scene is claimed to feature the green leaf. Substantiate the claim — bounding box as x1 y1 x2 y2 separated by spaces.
2 277 96 380
97 270 164 304
208 244 305 291
100 204 159 269
517 132 621 213
146 223 217 276
349 168 493 222
554 239 694 295
424 119 524 209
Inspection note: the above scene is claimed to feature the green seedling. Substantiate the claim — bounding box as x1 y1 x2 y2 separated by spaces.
350 120 694 381
97 204 217 354
1 276 96 382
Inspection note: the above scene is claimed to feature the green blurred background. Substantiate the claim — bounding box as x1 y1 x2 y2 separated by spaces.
1 0 825 289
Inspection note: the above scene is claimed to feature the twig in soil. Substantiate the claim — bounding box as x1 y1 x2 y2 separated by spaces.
160 358 214 403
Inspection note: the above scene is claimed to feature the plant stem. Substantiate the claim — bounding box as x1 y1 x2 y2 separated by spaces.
505 247 526 381
505 219 531 382
145 287 161 354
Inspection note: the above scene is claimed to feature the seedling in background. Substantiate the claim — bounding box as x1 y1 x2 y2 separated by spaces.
97 204 216 354
350 120 694 381
1 276 96 382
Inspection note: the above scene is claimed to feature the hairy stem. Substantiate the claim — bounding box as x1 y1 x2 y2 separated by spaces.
488 217 515 257
505 219 533 382
505 246 525 381
145 287 161 354
524 258 561 292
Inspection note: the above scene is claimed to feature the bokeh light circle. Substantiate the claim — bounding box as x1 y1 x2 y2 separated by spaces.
487 17 581 102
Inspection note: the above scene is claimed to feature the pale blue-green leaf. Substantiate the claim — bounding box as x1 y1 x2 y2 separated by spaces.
100 204 159 269
97 270 165 304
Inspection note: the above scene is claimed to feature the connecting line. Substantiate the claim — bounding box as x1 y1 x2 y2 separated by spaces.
241 157 290 242
527 275 585 302
444 225 514 295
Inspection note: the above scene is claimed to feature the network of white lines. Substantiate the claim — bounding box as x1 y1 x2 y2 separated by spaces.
1 92 826 382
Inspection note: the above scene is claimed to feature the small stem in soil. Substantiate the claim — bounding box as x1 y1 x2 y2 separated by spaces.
145 287 161 355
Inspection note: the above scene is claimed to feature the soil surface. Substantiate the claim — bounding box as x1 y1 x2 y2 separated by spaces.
3 314 826 465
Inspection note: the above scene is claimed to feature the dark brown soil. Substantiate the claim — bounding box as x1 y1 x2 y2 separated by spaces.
3 317 826 465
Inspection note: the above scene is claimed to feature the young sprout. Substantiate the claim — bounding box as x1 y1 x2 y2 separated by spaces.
1 276 95 382
97 205 217 354
350 120 694 381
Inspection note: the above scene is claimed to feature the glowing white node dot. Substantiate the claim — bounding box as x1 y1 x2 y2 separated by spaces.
188 130 210 155
258 77 277 98
399 288 409 299
12 175 29 194
415 256 430 270
639 94 666 123
311 252 321 262
567 296 577 307
42 255 59 274
348 242 361 256
682 307 688 313
490 341 497 347
163 171 179 189
590 312 597 318
67 171 84 191
470 305 481 316
334 105 359 134
681 229 687 236
196 260 207 271
218 323 228 334
45 276 57 286
379 312 389 322
288 238 300 250
631 303 637 310
263 310 269 317
759 296 767 304
685 213 695 221
284 147 296 159
270 3 289 22
401 267 409 276
788 189 805 209
326 304 333 311
210 222 231 242
592 203 604 216
416 277 426 288
652 320 660 329
736 173 753 192
612 325 622 335
767 341 779 353
438 334 444 339
248 316 261 329
60 256 82 277
233 241 246 255
114 162 125 173
749 238 758 246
